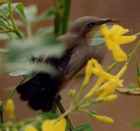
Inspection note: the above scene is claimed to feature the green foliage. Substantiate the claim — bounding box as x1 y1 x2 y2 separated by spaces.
73 123 93 131
15 3 26 22
54 0 71 36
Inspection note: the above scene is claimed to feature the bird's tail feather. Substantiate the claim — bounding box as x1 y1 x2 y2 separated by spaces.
16 73 61 111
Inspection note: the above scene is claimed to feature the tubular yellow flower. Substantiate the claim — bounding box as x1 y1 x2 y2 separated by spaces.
24 125 38 131
96 94 118 102
100 24 136 62
84 60 127 100
97 63 127 98
91 59 113 80
116 63 128 78
4 99 16 120
84 78 104 99
94 115 114 124
97 79 123 98
82 59 94 86
42 118 66 131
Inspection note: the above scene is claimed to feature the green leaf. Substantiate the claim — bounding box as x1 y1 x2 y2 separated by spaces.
73 123 93 131
0 3 19 16
37 7 55 21
40 112 59 119
88 112 97 117
15 3 26 23
128 83 137 91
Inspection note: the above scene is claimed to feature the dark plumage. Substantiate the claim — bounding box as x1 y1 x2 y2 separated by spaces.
17 16 113 111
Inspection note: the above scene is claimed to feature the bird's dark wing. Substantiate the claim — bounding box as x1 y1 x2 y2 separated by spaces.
17 73 62 111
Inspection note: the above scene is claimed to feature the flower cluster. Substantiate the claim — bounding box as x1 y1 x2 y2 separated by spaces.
84 59 127 100
80 58 128 124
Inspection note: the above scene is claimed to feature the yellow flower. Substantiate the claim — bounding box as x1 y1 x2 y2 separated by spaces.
97 63 127 98
91 59 113 80
100 24 136 62
103 94 118 102
94 115 114 124
24 125 38 131
97 79 123 97
82 59 94 86
84 78 104 99
4 99 15 120
96 94 118 102
42 118 66 131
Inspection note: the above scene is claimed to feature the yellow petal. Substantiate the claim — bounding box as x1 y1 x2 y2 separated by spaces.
42 118 66 131
111 45 127 62
100 24 110 36
97 81 116 97
92 59 103 70
117 35 136 45
105 38 115 50
92 59 113 80
110 24 129 35
97 78 123 97
82 60 94 86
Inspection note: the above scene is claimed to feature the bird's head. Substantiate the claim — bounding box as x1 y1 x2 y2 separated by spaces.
69 16 114 37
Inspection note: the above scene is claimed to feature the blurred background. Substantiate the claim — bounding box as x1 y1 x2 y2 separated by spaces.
1 0 140 131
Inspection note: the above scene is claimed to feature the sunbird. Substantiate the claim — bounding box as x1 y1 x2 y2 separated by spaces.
17 16 113 111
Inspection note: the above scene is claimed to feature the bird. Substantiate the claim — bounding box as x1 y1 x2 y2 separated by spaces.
16 16 113 111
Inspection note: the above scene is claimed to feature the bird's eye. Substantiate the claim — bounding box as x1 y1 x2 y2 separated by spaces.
87 22 95 28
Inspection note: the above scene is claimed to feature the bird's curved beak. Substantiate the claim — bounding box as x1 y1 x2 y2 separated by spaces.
88 18 117 41
96 18 118 25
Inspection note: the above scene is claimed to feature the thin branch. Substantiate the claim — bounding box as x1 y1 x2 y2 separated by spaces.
56 98 74 131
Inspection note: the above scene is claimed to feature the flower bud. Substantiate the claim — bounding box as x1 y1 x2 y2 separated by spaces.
4 99 15 120
94 115 114 124
96 94 118 102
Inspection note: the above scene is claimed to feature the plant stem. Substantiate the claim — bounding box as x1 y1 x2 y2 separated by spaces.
54 0 62 36
26 22 32 38
61 0 71 34
56 98 74 131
